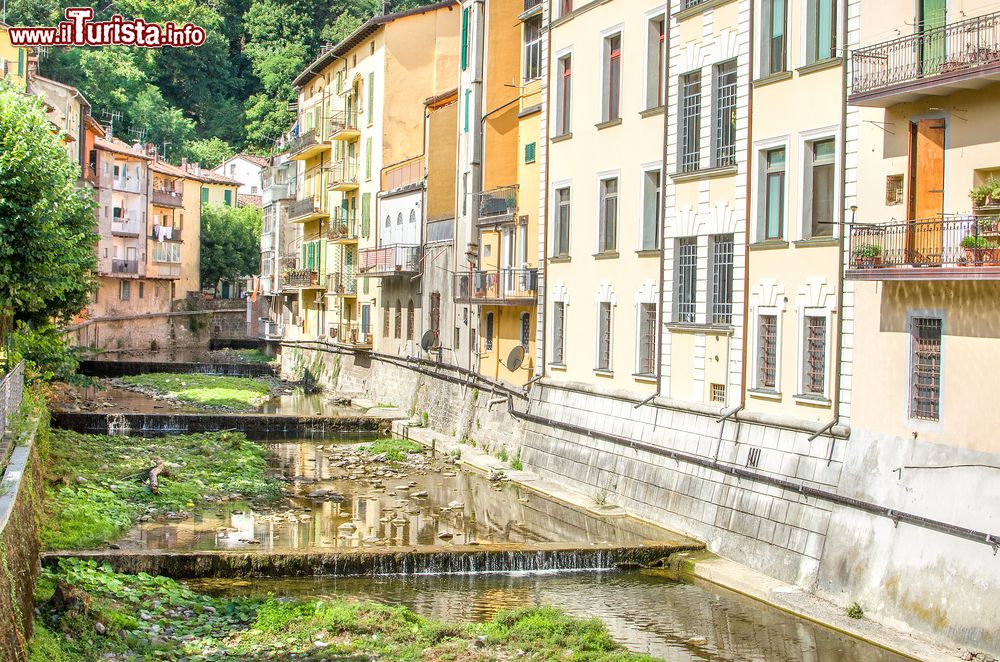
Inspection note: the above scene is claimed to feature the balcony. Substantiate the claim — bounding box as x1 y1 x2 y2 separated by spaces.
111 216 142 237
454 268 539 305
846 215 1000 280
151 188 184 208
328 160 359 192
327 211 360 242
285 269 323 288
287 128 327 160
359 244 421 277
329 109 361 141
286 196 328 224
151 225 182 242
112 176 142 194
260 319 284 340
265 183 295 203
154 263 181 279
108 259 142 277
329 321 372 348
327 269 358 296
382 156 424 192
477 185 518 225
850 11 1000 107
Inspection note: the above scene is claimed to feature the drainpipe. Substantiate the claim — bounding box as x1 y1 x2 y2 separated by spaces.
739 5 756 416
537 6 552 385
831 0 849 431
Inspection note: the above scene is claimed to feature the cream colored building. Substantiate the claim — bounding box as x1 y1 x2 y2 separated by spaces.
542 0 666 394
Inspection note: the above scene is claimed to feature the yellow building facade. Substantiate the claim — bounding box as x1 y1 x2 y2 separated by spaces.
0 23 27 88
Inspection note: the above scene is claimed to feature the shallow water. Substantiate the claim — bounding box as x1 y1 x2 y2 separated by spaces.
189 571 909 661
119 439 674 551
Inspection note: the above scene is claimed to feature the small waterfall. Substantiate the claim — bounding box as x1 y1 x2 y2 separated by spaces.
106 413 131 436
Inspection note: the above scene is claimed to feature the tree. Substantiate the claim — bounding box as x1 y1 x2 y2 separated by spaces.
183 138 236 170
0 80 96 334
200 204 261 293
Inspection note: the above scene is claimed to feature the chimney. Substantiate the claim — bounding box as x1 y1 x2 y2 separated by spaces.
383 1 391 14
181 157 188 169
26 54 38 81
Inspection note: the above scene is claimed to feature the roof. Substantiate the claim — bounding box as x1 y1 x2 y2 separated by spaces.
194 168 241 186
292 1 457 88
237 193 263 208
30 74 91 108
94 137 151 160
424 87 458 108
237 153 269 168
149 160 188 179
85 114 106 138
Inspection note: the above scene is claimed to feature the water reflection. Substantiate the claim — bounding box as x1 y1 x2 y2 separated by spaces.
121 440 676 551
190 571 908 662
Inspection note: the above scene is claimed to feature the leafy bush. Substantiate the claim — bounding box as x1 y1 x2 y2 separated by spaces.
11 322 79 382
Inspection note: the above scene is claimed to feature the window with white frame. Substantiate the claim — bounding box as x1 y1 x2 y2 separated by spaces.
757 314 778 389
713 60 737 167
637 302 657 375
711 234 734 324
806 0 836 64
675 237 697 323
596 302 613 370
602 33 622 122
119 281 131 301
552 301 566 364
641 169 660 251
555 187 571 256
910 317 942 421
761 0 787 76
598 177 618 253
805 138 835 238
645 15 666 110
523 16 542 81
520 312 531 350
761 147 786 240
801 315 827 395
679 71 702 173
556 55 572 136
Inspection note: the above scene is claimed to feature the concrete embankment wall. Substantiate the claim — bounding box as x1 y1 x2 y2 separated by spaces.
280 341 1000 655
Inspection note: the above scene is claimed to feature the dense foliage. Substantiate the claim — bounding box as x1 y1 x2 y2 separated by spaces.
200 203 262 292
9 0 433 156
120 372 273 410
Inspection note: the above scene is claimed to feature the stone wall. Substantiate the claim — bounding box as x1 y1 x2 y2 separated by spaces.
68 308 251 353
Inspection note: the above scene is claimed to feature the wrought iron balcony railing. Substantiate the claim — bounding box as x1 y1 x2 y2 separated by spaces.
329 109 360 138
286 196 324 222
359 244 421 276
478 185 518 223
285 269 320 288
327 211 360 241
151 188 184 208
151 225 182 242
851 11 1000 99
329 321 371 347
328 159 359 188
287 128 321 156
327 269 358 295
110 259 141 275
454 268 539 304
847 214 1000 279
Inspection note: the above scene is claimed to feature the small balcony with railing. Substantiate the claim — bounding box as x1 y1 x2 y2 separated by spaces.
328 159 359 192
327 210 360 242
111 214 142 237
329 321 372 348
477 185 518 225
151 187 184 208
327 268 358 296
847 214 1000 280
359 244 421 277
329 109 361 141
285 268 324 289
453 268 539 305
108 259 144 277
286 195 328 224
850 11 1000 106
260 319 284 340
150 225 182 242
381 156 425 193
287 127 328 160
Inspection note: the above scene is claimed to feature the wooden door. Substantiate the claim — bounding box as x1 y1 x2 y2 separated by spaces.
907 119 945 264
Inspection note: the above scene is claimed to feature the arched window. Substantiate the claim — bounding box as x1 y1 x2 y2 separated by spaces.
385 215 391 229
407 299 415 341
394 300 402 339
520 312 531 350
396 212 403 226
485 312 494 351
409 209 416 224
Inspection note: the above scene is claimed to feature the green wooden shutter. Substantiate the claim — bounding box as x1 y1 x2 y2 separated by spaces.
525 142 536 163
201 187 209 204
224 189 232 206
464 89 470 133
461 8 469 71
17 50 24 77
367 73 375 126
365 138 372 180
361 193 371 236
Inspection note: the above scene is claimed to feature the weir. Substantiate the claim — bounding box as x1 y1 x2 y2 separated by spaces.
50 411 390 436
78 359 278 379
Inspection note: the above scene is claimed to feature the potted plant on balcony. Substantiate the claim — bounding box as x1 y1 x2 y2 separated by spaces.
852 243 883 268
961 234 1000 265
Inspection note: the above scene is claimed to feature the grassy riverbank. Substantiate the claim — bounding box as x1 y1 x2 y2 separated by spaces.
119 373 273 410
30 559 654 661
41 430 282 550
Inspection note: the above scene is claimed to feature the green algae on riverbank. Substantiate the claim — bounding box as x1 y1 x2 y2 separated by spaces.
41 430 282 550
119 373 273 410
29 559 656 661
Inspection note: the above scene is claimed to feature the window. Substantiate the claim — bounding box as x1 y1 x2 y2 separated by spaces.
675 238 697 323
758 314 778 389
430 292 441 346
646 15 666 109
524 142 536 164
484 312 494 351
806 0 836 64
361 192 371 236
552 302 566 364
598 178 618 253
523 16 542 81
603 34 622 122
802 315 827 396
520 312 531 350
556 55 572 136
555 187 571 256
224 189 232 206
383 305 390 337
407 300 414 341
763 148 786 240
394 300 402 339
641 170 661 251
138 282 144 299
711 383 726 402
762 0 787 75
886 175 904 206
365 138 372 180
559 0 572 17
713 60 737 167
910 317 942 421
461 7 470 71
679 72 701 172
637 303 657 375
597 302 612 371
367 73 374 126
119 281 131 301
807 139 835 238
201 187 209 204
711 234 734 324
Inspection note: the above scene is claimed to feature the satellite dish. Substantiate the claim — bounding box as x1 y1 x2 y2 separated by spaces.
506 345 525 372
420 330 435 352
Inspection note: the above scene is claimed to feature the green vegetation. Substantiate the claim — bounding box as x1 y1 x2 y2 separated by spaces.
511 450 524 471
31 560 654 661
10 322 81 383
41 430 281 549
200 204 262 293
120 373 272 410
846 602 864 619
497 448 509 463
212 348 273 364
358 438 423 462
